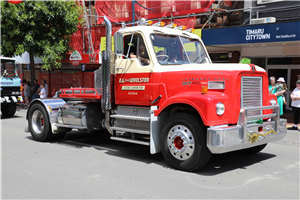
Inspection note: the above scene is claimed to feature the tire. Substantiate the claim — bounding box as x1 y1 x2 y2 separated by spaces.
239 144 267 154
160 112 211 171
28 103 53 142
1 103 17 118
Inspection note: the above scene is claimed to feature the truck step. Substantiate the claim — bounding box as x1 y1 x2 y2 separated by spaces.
110 126 150 135
110 137 150 146
110 114 150 121
54 123 87 129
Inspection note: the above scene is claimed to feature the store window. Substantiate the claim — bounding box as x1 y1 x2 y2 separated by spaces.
267 57 300 65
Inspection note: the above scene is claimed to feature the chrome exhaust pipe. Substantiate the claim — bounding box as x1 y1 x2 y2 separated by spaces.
102 16 114 135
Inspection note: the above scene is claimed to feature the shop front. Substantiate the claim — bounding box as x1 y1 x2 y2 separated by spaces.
202 21 300 110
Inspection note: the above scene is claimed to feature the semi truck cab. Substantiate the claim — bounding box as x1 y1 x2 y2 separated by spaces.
1 57 22 118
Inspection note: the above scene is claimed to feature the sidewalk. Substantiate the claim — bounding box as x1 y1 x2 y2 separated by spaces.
281 109 296 128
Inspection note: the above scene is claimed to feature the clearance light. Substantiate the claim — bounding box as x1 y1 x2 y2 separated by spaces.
138 20 152 26
165 23 177 28
148 20 153 26
201 86 208 94
186 28 195 33
175 25 186 30
152 22 165 27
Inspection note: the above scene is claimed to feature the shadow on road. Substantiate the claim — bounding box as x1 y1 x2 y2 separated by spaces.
196 151 276 175
25 130 277 175
1 114 23 120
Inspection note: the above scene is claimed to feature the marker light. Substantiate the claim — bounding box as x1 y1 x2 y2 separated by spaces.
165 23 177 28
152 22 165 27
148 20 153 26
186 28 195 33
175 25 186 30
201 86 208 94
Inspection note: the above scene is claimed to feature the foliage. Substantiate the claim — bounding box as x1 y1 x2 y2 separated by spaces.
1 1 83 70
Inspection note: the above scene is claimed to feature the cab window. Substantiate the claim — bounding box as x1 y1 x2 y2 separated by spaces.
123 33 150 66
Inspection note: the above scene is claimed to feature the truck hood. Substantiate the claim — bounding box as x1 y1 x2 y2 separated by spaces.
154 63 265 73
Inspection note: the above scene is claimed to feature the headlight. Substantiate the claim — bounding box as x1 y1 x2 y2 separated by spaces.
208 81 225 89
270 99 277 106
216 102 225 115
12 92 16 95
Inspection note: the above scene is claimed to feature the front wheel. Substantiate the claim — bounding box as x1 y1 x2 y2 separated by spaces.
160 112 211 171
28 103 53 142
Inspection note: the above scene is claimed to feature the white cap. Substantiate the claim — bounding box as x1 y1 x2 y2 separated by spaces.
277 77 285 82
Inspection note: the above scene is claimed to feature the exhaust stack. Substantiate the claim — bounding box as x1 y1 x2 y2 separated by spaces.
100 16 114 134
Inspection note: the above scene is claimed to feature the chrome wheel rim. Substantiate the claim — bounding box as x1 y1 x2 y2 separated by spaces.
32 110 44 134
167 125 195 160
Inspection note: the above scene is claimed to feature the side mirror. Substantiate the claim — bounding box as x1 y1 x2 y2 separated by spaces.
114 32 124 56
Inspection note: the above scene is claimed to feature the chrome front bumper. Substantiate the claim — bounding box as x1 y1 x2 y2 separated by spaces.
207 105 287 154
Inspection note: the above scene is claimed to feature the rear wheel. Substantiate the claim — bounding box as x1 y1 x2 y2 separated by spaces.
28 103 53 142
160 112 211 171
1 103 17 118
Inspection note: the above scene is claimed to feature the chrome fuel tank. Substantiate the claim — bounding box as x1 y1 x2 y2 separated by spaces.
58 105 87 127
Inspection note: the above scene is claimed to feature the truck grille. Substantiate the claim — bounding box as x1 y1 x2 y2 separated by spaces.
241 76 262 117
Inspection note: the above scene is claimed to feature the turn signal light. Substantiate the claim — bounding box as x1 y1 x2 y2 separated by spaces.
201 86 208 94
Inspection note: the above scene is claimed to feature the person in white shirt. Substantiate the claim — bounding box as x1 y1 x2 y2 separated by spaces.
38 83 47 99
288 80 300 130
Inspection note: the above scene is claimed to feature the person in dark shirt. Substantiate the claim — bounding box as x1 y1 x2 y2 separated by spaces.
129 40 150 66
32 79 40 100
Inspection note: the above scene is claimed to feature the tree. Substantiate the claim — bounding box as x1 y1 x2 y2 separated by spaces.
1 1 83 83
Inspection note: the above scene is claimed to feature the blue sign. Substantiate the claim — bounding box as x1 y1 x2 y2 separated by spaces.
202 21 300 46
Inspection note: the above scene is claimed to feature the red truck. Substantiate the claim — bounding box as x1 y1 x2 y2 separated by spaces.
25 17 287 171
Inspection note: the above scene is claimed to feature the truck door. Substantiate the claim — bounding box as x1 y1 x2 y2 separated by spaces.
114 33 153 106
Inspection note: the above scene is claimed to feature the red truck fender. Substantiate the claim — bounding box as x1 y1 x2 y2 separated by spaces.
155 92 230 126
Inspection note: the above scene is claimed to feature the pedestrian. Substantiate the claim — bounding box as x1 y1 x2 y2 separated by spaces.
21 78 26 103
38 83 47 99
32 79 41 100
269 76 284 115
24 81 31 109
288 80 300 130
276 77 287 105
43 79 48 98
31 79 40 100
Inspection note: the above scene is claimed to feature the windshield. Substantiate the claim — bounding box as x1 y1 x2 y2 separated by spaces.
150 34 210 65
1 59 18 77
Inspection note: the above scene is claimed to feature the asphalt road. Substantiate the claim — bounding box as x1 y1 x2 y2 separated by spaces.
1 108 299 199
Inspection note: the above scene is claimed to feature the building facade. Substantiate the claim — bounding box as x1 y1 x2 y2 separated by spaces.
201 0 300 110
